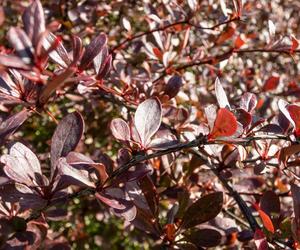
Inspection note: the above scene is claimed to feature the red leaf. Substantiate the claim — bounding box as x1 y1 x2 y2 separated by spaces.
216 26 235 45
253 203 275 234
165 224 176 242
234 35 245 49
153 47 163 60
287 105 300 137
262 76 280 91
208 108 238 139
254 229 269 250
258 209 275 234
291 35 299 53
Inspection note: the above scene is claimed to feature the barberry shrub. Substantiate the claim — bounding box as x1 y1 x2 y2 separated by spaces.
0 0 299 249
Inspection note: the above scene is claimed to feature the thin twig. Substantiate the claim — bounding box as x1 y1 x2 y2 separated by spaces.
111 17 240 52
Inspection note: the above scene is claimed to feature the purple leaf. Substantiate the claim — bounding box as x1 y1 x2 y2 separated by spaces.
0 142 43 187
181 192 223 229
39 67 76 104
96 54 112 80
96 188 137 222
0 54 31 70
117 148 131 166
50 111 84 170
120 163 152 183
138 176 159 216
0 109 29 140
43 32 71 68
22 0 45 47
184 227 222 248
66 151 109 182
0 183 47 211
113 203 137 222
278 99 295 129
44 207 68 221
93 45 108 73
240 92 257 112
71 35 83 65
134 98 162 147
110 118 131 141
7 27 34 64
257 124 283 134
164 75 182 99
53 158 95 191
260 191 280 217
66 151 95 165
291 184 300 227
234 108 252 129
0 70 21 99
95 192 127 210
215 77 230 109
78 33 107 70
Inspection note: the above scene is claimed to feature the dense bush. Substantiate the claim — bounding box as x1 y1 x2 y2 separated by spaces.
0 0 300 249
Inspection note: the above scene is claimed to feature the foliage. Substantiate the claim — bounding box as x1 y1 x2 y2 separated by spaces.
0 0 299 249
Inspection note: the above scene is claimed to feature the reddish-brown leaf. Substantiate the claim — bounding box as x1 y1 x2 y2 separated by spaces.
278 144 300 168
287 105 300 136
181 192 223 229
50 111 84 169
254 229 269 250
253 203 275 233
262 76 280 91
258 209 275 234
153 47 163 60
209 108 238 139
216 26 235 45
291 35 299 53
234 35 245 49
165 223 176 242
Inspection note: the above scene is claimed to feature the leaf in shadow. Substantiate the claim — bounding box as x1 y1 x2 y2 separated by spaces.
181 192 223 229
53 158 95 192
50 111 84 171
183 227 223 248
0 109 30 143
22 0 45 47
0 183 47 212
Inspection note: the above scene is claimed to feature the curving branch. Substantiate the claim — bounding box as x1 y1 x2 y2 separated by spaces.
111 17 240 52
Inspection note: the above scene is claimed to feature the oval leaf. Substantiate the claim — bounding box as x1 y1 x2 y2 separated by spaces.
134 98 162 147
262 76 280 92
1 142 42 187
181 192 223 229
287 105 300 136
110 118 131 141
278 99 295 129
79 33 107 70
184 228 222 248
51 111 84 169
215 77 230 109
22 0 45 47
164 75 182 99
209 108 238 139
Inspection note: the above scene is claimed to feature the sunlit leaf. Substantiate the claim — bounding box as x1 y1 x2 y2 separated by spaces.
134 98 162 147
209 108 238 139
